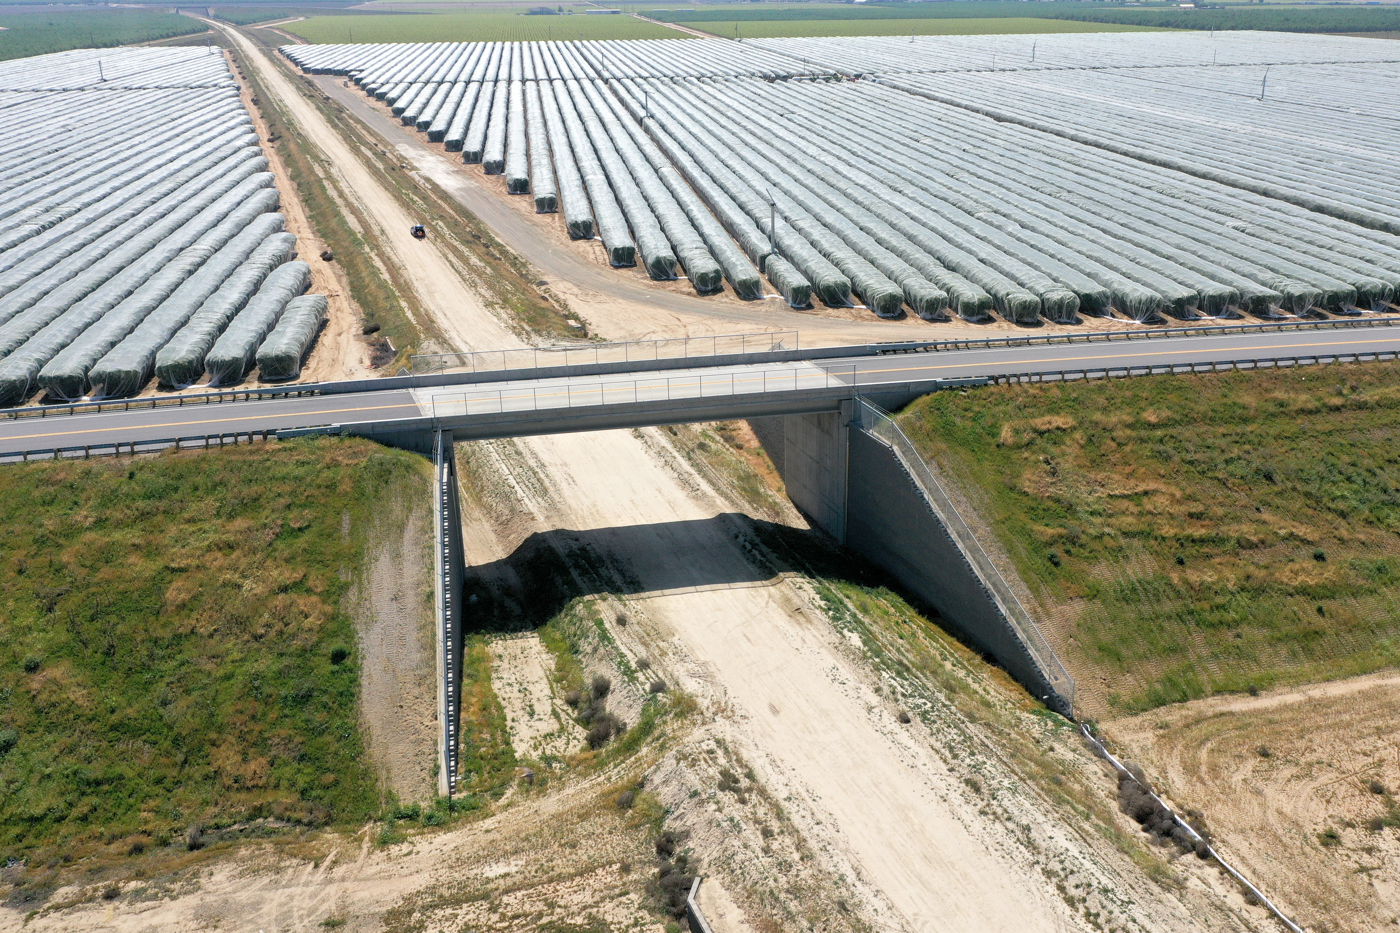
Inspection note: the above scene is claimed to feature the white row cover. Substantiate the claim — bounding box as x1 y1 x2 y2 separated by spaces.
0 49 328 404
282 34 1400 323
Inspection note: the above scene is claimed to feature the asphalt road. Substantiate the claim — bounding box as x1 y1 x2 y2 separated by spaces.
2 324 1396 458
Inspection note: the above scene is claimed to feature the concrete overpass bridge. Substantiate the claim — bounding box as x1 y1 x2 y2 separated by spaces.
4 318 1399 789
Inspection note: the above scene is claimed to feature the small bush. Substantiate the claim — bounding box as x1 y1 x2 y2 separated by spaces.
330 646 349 665
127 837 146 856
1368 816 1386 833
636 658 650 670
101 884 120 901
1047 551 1061 567
22 655 42 674
587 714 623 750
564 689 582 707
1175 554 1186 566
1314 549 1327 562
1257 746 1272 758
649 680 666 694
897 711 912 724
394 803 422 821
1318 827 1342 847
590 674 612 700
616 790 635 810
1369 779 1387 795
421 809 444 826
186 824 204 851
616 612 629 626
1247 684 1259 697
0 728 17 756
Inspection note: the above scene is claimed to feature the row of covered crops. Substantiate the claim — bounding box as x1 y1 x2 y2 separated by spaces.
0 47 328 406
283 34 1400 324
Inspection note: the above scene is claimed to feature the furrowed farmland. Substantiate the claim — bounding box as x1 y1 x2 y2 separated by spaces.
283 33 1400 327
0 47 328 407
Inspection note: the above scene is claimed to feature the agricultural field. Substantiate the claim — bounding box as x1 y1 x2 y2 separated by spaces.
283 11 680 43
283 32 1400 328
676 17 1160 39
897 363 1400 716
0 10 206 62
645 0 1400 34
0 47 331 406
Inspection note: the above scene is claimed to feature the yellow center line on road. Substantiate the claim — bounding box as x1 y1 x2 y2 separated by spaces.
8 334 1399 443
4 401 422 442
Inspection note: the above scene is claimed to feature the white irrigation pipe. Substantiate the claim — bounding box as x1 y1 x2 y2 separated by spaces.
1079 725 1304 933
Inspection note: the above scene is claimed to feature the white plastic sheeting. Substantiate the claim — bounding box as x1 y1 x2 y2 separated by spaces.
281 34 1400 322
0 48 326 405
204 261 312 386
256 293 328 381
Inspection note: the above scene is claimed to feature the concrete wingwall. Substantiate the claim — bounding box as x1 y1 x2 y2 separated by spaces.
844 429 1070 715
753 406 1074 717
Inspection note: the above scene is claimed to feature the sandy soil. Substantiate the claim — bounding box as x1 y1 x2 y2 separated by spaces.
350 469 439 804
488 634 582 762
1105 670 1400 933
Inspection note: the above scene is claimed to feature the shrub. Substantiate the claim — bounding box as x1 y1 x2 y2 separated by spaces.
897 710 912 724
22 655 42 674
330 646 349 665
590 674 612 700
636 657 650 670
102 884 120 901
186 824 204 851
1318 827 1342 847
564 689 582 707
587 714 623 749
394 803 422 821
1175 554 1186 566
1257 746 1272 758
0 728 17 756
1314 549 1327 562
649 680 667 694
1047 551 1061 567
421 809 444 826
616 612 629 626
1369 779 1387 795
617 790 635 809
127 837 146 856
1247 684 1259 697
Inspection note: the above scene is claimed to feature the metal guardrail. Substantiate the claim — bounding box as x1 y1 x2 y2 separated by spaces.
921 314 1400 353
410 329 799 376
434 431 460 797
0 430 276 463
853 399 1076 711
989 349 1400 385
1080 725 1304 933
426 361 859 419
0 386 324 422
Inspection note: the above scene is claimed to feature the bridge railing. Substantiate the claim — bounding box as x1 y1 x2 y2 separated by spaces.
852 398 1076 711
410 330 799 376
426 360 858 419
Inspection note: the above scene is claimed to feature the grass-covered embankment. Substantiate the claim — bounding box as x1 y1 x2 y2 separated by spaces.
898 364 1400 713
0 438 426 877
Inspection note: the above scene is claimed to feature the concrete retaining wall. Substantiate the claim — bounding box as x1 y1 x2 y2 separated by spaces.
432 431 467 795
844 429 1068 714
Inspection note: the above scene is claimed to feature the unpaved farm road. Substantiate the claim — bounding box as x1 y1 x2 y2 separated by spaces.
211 19 516 353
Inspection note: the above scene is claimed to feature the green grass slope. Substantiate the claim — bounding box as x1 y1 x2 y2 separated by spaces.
898 365 1400 714
0 439 427 873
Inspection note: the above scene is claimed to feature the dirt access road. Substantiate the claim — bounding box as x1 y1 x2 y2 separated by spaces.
214 19 516 353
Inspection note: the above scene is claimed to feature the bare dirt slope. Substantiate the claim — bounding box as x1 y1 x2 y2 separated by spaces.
457 425 1250 932
1106 671 1400 933
350 467 438 805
